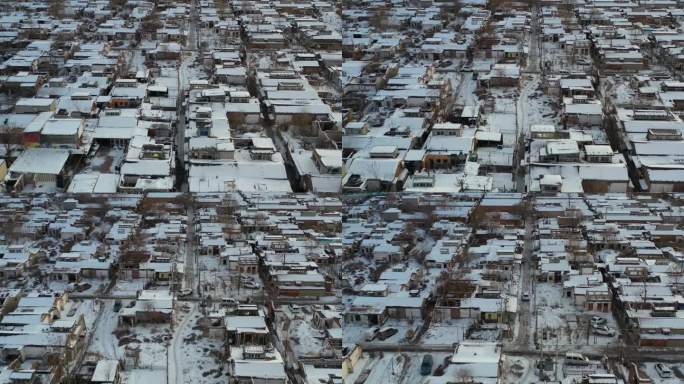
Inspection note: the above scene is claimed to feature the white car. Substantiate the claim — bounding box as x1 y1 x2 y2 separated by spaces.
655 363 673 378
242 280 261 289
590 316 607 327
564 352 590 366
592 325 616 337
365 327 380 341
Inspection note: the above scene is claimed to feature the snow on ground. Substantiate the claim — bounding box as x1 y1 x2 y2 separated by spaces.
610 80 635 105
400 352 451 384
468 327 501 342
123 369 166 384
641 362 684 384
456 71 478 105
198 254 262 302
89 299 123 360
84 147 125 174
422 319 471 345
491 172 516 192
288 318 326 357
48 277 108 295
491 89 518 114
130 324 173 370
343 322 372 344
322 12 341 30
169 303 227 384
414 233 436 256
502 355 535 384
487 112 517 145
522 75 560 129
535 282 577 348
378 319 420 344
347 352 409 384
126 48 146 73
111 279 148 296
535 282 620 353
560 361 611 384
344 318 421 345
342 256 373 291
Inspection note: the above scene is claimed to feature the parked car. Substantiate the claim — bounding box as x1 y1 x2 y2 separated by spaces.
521 292 530 301
655 363 673 378
592 325 616 337
113 300 122 313
376 327 398 341
75 282 91 292
420 354 434 376
365 327 380 342
221 297 238 308
178 288 193 297
590 316 606 327
564 352 590 366
242 281 261 289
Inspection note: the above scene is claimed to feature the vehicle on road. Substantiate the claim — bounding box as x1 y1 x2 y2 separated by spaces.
522 292 530 301
564 352 590 366
420 354 434 375
113 300 122 312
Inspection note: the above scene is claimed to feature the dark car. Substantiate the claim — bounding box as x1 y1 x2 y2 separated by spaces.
420 354 434 375
76 282 91 292
376 327 398 341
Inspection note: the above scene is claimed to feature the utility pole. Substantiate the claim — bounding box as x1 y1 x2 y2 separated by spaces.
166 342 170 384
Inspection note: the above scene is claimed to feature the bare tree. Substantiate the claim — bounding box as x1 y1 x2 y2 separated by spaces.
0 125 22 163
110 0 128 12
368 8 388 30
456 368 473 383
215 0 227 16
48 0 63 18
141 12 161 34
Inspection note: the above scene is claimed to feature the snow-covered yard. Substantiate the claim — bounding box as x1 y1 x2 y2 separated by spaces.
169 304 227 384
422 319 472 345
534 282 620 353
111 279 148 296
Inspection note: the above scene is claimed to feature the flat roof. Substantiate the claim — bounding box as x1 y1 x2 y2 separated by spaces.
41 119 81 136
9 148 70 175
